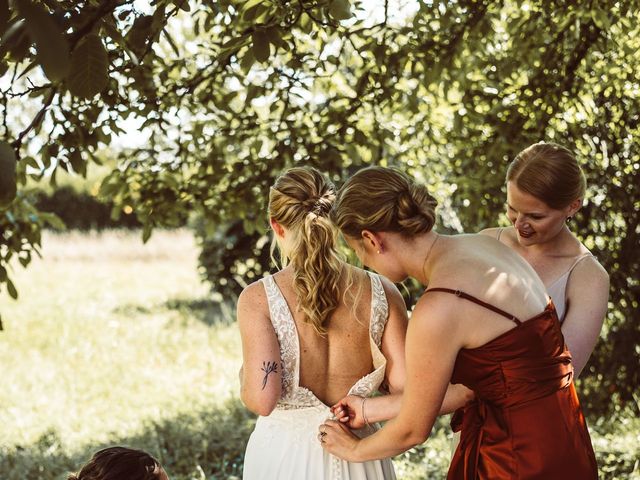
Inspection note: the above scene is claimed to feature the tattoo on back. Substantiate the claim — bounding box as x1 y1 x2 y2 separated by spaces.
261 361 278 390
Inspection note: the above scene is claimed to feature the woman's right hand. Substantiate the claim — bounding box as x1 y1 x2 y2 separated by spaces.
331 395 367 429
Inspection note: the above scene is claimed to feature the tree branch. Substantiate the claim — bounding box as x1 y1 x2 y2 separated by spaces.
10 88 57 153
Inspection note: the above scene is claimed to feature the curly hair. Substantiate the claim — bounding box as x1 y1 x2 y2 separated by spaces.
269 167 344 335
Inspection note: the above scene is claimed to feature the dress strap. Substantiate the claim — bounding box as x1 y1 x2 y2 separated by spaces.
496 227 504 241
568 252 593 271
424 287 522 325
261 275 299 398
368 272 389 348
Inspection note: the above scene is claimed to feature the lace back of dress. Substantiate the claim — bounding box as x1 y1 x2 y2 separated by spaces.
368 273 388 349
261 273 391 408
261 276 298 404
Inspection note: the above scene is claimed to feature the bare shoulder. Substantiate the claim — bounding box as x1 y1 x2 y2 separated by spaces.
377 275 407 310
412 290 457 328
237 279 270 321
572 255 609 286
478 226 502 238
340 264 369 294
479 226 519 246
238 278 267 302
403 291 467 351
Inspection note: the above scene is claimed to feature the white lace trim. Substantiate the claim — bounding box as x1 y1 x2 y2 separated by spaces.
261 272 389 410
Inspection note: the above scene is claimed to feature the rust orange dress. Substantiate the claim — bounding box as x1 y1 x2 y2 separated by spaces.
426 288 598 480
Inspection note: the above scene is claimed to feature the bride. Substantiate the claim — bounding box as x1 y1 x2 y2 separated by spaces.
238 166 408 480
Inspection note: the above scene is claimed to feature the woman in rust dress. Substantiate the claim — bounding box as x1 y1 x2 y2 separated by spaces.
318 166 598 479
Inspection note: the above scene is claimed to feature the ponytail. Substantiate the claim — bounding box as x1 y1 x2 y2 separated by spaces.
269 167 344 335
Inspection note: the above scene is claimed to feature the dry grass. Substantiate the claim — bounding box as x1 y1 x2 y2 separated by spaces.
0 229 241 456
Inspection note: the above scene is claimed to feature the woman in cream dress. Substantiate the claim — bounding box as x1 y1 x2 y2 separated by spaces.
238 167 408 480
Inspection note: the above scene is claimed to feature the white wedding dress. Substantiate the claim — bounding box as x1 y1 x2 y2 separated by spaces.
242 272 396 480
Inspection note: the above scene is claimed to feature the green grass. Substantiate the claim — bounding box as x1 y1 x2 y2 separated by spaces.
0 230 249 479
1 230 638 479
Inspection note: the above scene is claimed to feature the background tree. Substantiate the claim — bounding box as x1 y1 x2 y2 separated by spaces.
1 0 637 415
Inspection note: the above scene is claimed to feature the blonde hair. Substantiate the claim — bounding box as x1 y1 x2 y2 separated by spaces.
507 142 586 209
269 167 344 335
332 166 438 239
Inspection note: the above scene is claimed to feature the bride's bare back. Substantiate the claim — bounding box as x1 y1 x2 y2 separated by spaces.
272 265 402 406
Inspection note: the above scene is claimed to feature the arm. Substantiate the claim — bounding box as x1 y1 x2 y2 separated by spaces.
332 393 402 428
379 276 408 394
322 295 464 461
237 282 282 416
440 383 474 415
333 282 470 426
562 258 609 377
333 382 472 428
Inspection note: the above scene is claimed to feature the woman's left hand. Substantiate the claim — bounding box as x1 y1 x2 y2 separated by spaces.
331 395 366 429
318 419 361 461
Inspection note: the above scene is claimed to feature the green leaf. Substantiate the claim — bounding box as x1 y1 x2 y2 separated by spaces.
242 0 264 13
99 178 120 197
68 149 85 175
329 0 351 21
240 47 255 72
1 18 26 52
172 0 190 12
0 265 7 281
7 278 18 299
251 30 270 63
162 28 180 56
142 223 153 243
49 167 57 188
241 0 263 21
265 27 286 52
591 9 611 31
22 156 39 169
0 141 17 207
40 212 66 230
220 33 250 53
17 0 70 82
68 34 109 99
0 0 9 36
20 60 41 81
299 12 313 34
103 20 139 65
126 15 153 56
5 21 30 62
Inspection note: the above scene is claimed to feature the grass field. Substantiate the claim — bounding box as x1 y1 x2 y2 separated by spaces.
0 230 637 479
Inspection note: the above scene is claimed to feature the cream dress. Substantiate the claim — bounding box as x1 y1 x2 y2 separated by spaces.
242 273 396 480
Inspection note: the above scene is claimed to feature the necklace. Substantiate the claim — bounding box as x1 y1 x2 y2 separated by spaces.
420 233 440 284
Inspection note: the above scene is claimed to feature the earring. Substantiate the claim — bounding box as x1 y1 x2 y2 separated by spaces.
377 250 381 254
566 216 573 223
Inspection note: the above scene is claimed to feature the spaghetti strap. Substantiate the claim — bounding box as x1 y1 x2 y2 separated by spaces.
424 287 522 325
496 227 504 241
569 252 593 270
